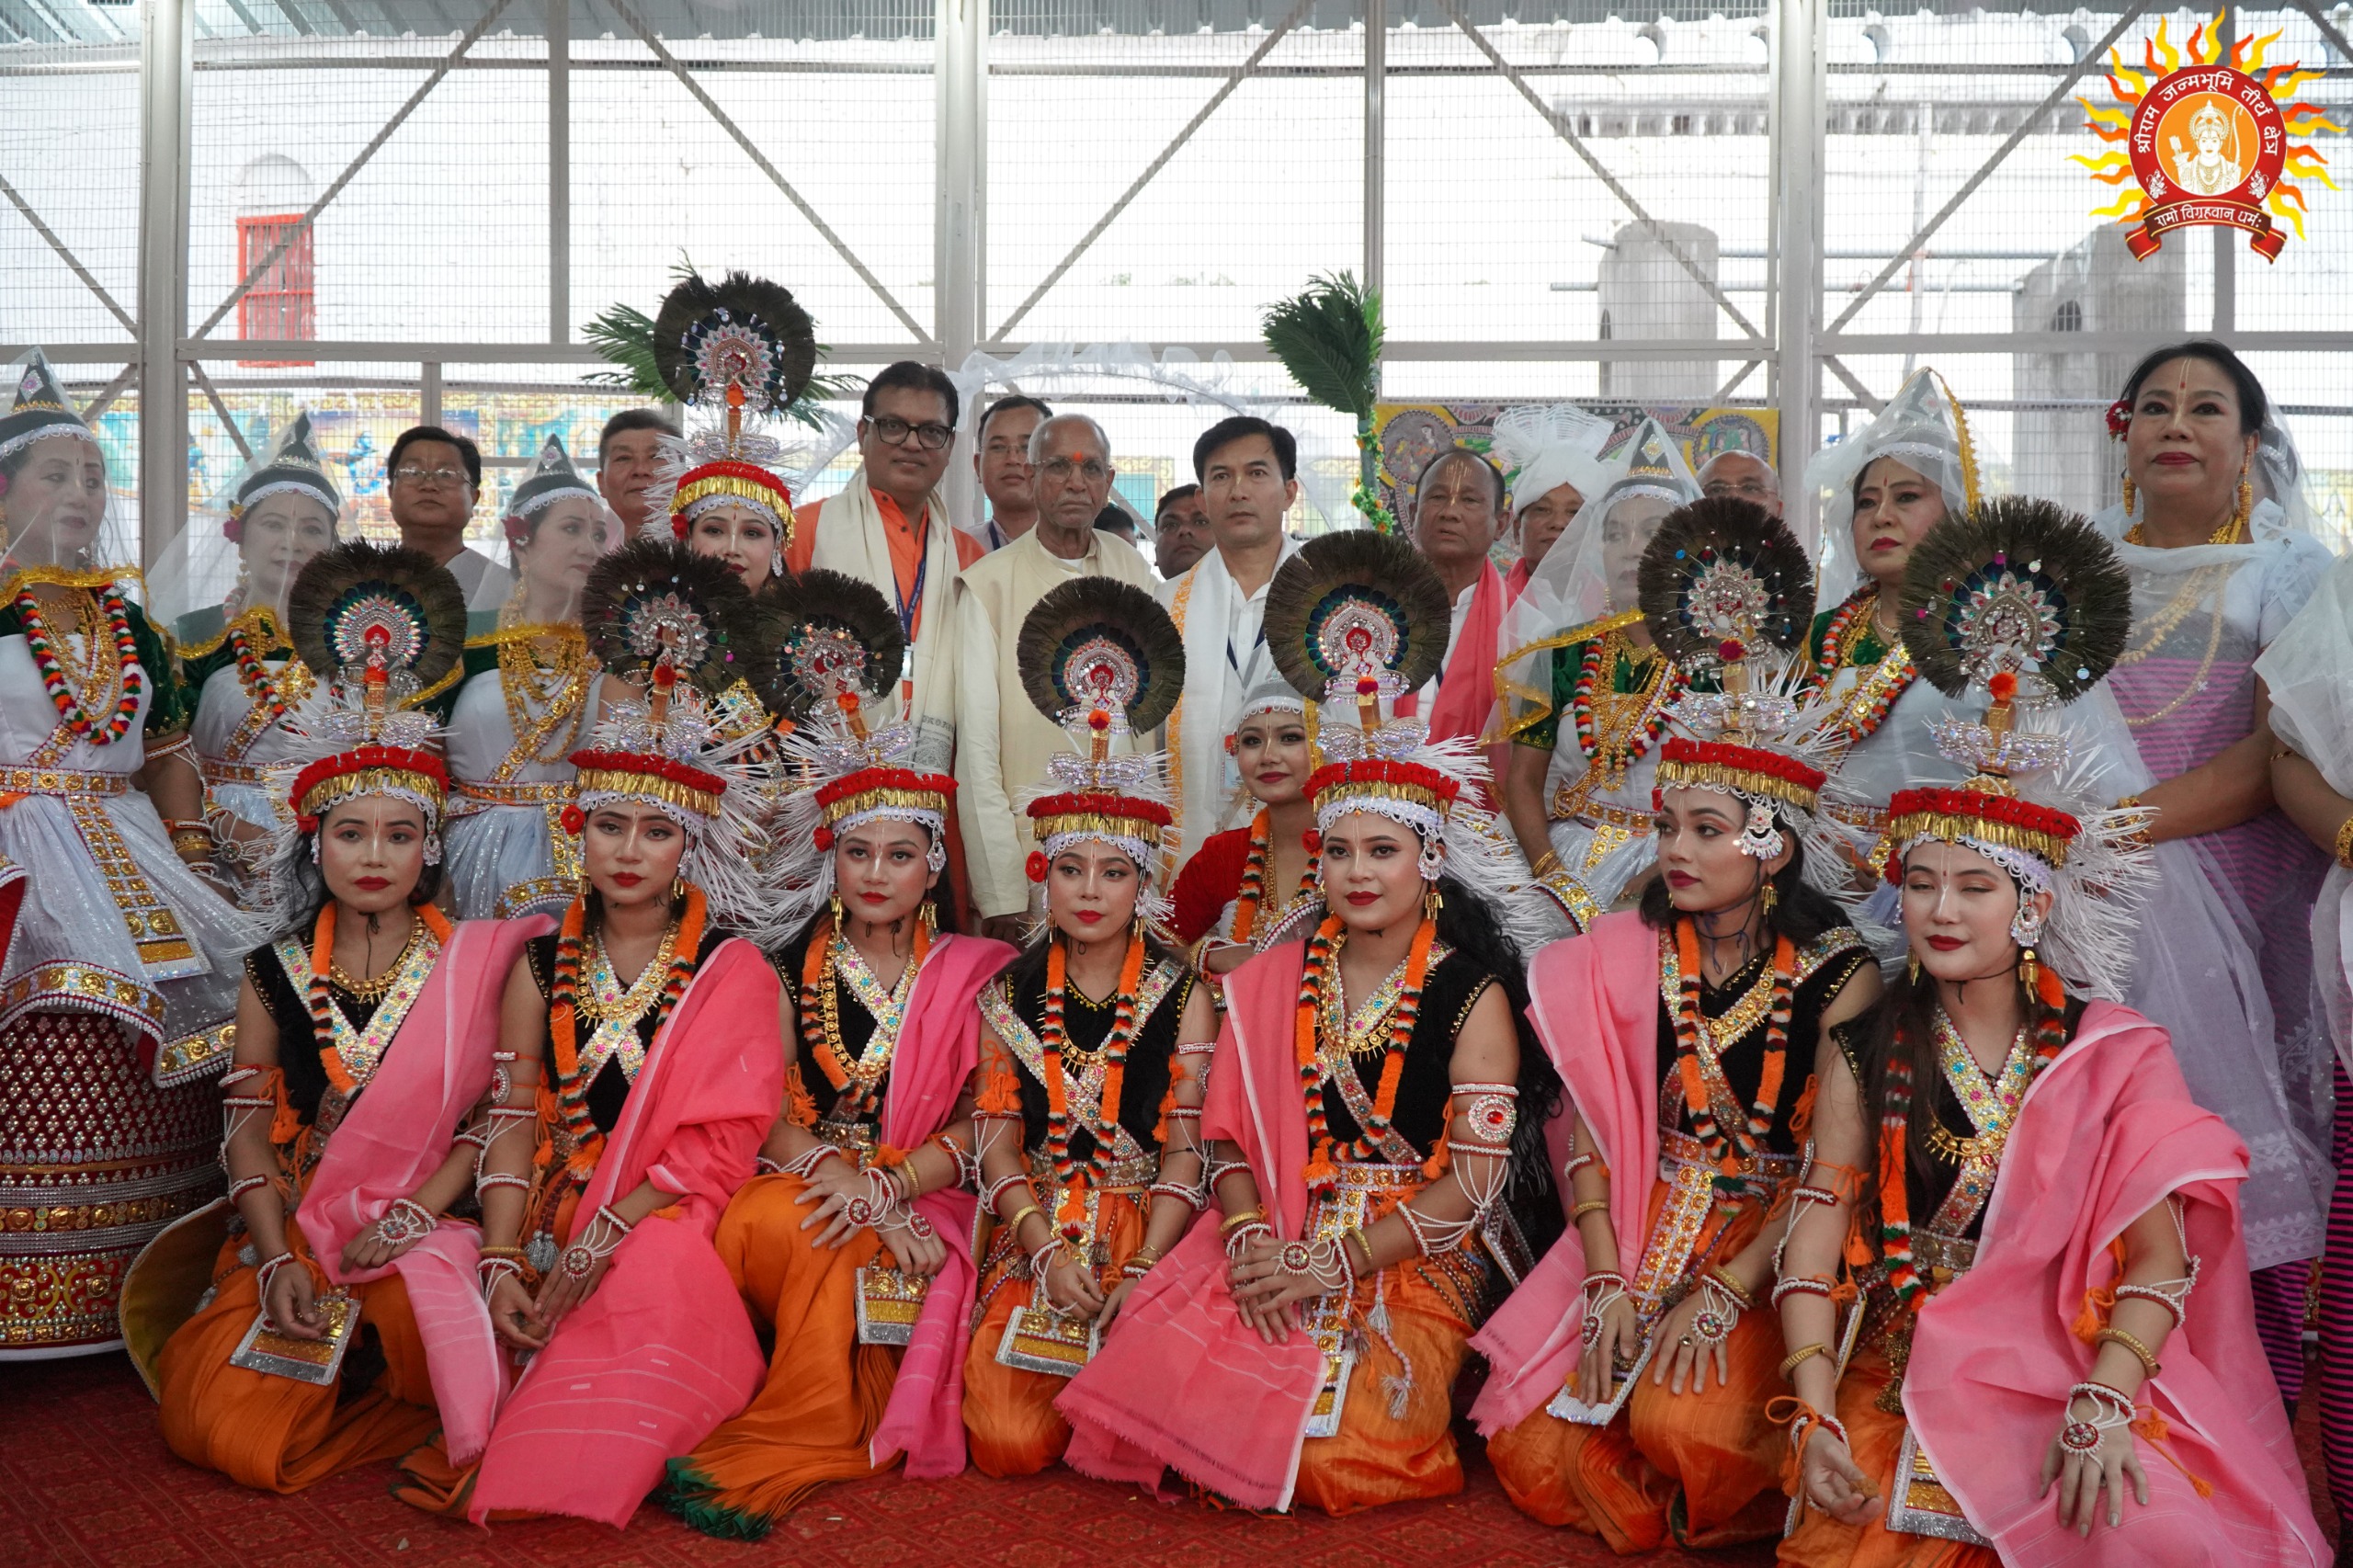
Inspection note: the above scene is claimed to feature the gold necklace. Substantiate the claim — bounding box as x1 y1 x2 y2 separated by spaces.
1925 1014 2033 1165
576 920 680 1023
1320 930 1415 1062
496 629 590 777
328 916 429 1004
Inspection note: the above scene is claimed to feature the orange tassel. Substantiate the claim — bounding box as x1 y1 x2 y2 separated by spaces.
1790 1073 1820 1139
975 1057 1023 1116
782 1063 819 1129
2072 1238 2129 1343
2131 1413 2215 1497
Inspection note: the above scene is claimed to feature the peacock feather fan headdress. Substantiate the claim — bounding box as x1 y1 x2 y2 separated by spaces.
1014 578 1186 912
652 268 818 417
1637 496 1810 673
1883 496 2152 1001
1264 530 1449 733
286 540 466 736
760 567 907 728
582 538 769 701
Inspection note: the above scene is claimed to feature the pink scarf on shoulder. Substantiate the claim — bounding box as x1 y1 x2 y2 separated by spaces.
869 932 1016 1478
297 915 550 1464
1056 943 1326 1510
1468 910 1658 1434
1904 1002 2325 1566
1425 559 1507 752
468 936 785 1528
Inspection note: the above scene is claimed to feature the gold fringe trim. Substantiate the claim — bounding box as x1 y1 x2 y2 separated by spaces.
1654 756 1819 813
574 765 720 821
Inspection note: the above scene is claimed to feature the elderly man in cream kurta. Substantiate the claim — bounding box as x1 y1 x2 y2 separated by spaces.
954 414 1155 938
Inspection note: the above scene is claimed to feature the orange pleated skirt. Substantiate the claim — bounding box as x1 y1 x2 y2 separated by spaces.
962 1187 1148 1478
1485 1176 1787 1551
1289 1251 1476 1517
1777 1346 1999 1568
663 1171 901 1539
155 1214 438 1493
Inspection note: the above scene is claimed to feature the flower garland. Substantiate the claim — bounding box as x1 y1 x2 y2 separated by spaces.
1229 810 1321 945
1569 624 1677 778
230 619 302 729
1670 918 1794 1187
1295 913 1436 1196
550 886 706 1181
798 909 929 1108
1040 932 1148 1244
17 585 143 744
306 901 454 1096
1802 588 1918 746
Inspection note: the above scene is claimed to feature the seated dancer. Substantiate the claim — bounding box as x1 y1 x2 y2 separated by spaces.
444 437 609 919
1061 532 1562 1516
961 577 1219 1476
1472 499 1880 1550
665 571 1015 1538
393 542 783 1528
639 268 814 593
1167 672 1324 978
165 413 342 904
1777 500 2325 1565
139 543 543 1489
1496 418 1705 932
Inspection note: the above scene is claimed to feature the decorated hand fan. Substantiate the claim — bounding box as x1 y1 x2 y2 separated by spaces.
1898 496 2131 778
1262 530 1449 733
285 540 465 741
582 538 768 701
1017 577 1186 739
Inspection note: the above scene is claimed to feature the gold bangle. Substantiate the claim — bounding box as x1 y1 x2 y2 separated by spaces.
1218 1208 1266 1234
1128 1244 1164 1268
1572 1199 1610 1221
1708 1266 1756 1312
1530 848 1564 879
2094 1325 2162 1378
1779 1342 1831 1381
2334 813 2353 870
1004 1202 1044 1236
896 1161 924 1202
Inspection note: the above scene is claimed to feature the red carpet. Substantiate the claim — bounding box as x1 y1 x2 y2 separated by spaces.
5 1352 2338 1566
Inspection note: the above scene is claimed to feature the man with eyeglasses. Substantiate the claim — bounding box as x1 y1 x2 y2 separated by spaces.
1696 448 1782 518
787 362 984 774
972 394 1051 550
387 426 510 609
950 414 1155 940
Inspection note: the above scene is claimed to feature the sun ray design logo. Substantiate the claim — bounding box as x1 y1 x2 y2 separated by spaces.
2075 12 2337 260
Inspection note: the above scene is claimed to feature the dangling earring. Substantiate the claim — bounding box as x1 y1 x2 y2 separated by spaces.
1758 877 1778 924
670 874 688 904
2234 456 2253 537
1906 950 1921 984
828 891 843 930
770 550 785 578
2120 472 2135 517
1424 882 1444 923
1131 912 1147 947
2018 945 2040 995
917 900 938 942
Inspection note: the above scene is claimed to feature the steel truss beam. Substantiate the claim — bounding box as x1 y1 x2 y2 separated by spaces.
0 172 136 334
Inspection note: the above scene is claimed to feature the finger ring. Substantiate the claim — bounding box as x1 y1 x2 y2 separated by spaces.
1678 1335 1694 1346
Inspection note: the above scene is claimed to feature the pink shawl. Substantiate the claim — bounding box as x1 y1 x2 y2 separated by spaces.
1426 559 1507 753
1469 911 1658 1434
1057 944 1325 1510
869 932 1016 1478
298 915 550 1464
1504 559 1533 603
1903 1002 2325 1565
469 936 784 1527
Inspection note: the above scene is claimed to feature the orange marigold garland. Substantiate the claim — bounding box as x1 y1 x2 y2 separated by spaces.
1670 918 1794 1194
306 900 454 1096
1040 932 1148 1244
1229 809 1321 945
798 907 930 1104
550 886 707 1181
1295 912 1436 1197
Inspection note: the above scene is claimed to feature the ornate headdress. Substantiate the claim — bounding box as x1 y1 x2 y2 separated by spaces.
502 435 600 543
0 348 96 466
640 270 817 569
257 542 466 929
1805 367 1980 615
572 539 776 923
227 412 340 538
1885 497 2149 999
1489 402 1614 520
1636 497 1866 897
758 568 948 945
1015 577 1185 921
1266 531 1554 943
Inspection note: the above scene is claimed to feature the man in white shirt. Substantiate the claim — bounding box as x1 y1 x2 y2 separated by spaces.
1413 448 1512 748
954 414 1156 937
973 394 1051 550
1159 415 1302 862
388 425 510 612
1698 449 1782 518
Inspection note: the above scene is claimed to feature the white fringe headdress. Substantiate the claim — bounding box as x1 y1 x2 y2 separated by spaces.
1881 497 2152 1001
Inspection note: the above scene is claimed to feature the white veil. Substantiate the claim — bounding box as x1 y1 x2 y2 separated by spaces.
1804 369 1980 616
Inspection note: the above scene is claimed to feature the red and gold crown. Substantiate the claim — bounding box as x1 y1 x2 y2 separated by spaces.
813 763 956 850
667 452 793 544
1304 756 1461 840
569 744 728 827
1654 736 1826 817
1881 781 2082 885
290 744 449 833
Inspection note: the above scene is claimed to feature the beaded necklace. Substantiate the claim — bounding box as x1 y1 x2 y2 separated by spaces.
229 618 310 729
1295 913 1434 1196
1230 809 1321 945
1569 616 1678 786
17 585 142 744
798 912 928 1120
1040 933 1147 1244
1665 918 1793 1187
1805 587 1917 744
302 902 452 1096
549 888 706 1180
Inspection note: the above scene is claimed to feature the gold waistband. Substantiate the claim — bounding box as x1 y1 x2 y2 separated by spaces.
200 760 270 786
452 780 575 810
0 767 129 797
816 1121 879 1158
1552 795 1654 835
1658 1127 1801 1185
1026 1150 1155 1191
1915 1228 1977 1282
1330 1160 1426 1194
